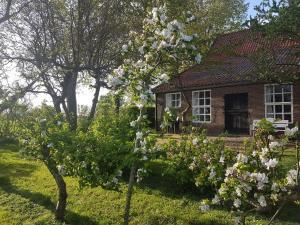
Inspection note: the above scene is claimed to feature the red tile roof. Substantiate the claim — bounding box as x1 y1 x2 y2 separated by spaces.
153 29 300 93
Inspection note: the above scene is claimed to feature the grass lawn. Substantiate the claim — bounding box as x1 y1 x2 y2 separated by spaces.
0 142 300 225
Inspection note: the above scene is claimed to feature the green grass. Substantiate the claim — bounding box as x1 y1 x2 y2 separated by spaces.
0 142 300 225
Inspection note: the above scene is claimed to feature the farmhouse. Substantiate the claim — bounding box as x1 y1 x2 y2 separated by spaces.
153 29 300 135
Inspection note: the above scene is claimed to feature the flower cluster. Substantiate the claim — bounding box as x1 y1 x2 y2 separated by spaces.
200 122 300 224
108 5 202 182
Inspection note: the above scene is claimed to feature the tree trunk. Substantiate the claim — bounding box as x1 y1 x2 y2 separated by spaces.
43 148 68 222
85 80 101 129
124 165 136 225
64 72 78 131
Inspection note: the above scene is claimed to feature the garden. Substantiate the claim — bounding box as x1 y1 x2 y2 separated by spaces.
0 0 300 225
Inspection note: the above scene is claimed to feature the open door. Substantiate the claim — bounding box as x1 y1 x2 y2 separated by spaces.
224 93 249 134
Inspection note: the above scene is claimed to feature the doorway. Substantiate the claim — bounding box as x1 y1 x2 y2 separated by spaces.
224 93 249 134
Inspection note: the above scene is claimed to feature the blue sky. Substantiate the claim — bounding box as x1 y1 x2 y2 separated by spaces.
247 0 261 17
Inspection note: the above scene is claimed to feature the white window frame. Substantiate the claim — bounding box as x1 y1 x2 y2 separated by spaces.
264 84 294 123
166 92 181 108
192 89 212 123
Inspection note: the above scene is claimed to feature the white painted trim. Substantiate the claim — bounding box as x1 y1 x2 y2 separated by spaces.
264 84 294 124
192 89 212 123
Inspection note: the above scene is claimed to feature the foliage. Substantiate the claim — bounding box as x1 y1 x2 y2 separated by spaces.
158 129 235 192
201 120 300 224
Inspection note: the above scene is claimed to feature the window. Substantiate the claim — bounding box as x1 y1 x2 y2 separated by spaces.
192 90 211 123
166 92 181 108
265 84 293 122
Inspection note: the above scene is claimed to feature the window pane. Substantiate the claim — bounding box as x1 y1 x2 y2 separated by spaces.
200 99 204 105
200 115 204 121
199 108 204 114
266 105 274 114
266 94 273 103
275 114 283 120
282 85 292 93
284 114 292 122
205 91 210 98
266 86 273 95
284 93 291 102
275 105 282 113
205 107 210 114
284 105 291 113
266 113 274 118
199 92 204 98
275 94 282 102
205 115 211 122
275 85 282 93
205 99 210 105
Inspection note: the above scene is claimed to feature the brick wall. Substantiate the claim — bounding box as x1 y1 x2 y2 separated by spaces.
155 82 300 135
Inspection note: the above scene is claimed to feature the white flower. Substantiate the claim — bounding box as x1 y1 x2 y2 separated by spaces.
212 195 220 205
189 162 197 171
158 40 170 49
160 13 167 22
285 127 299 137
122 44 128 52
138 46 144 54
151 41 158 49
142 155 148 161
113 66 125 77
187 15 195 22
286 169 297 186
200 204 210 212
195 53 202 63
252 151 257 157
130 121 137 127
208 169 216 180
57 121 62 126
264 158 278 170
269 141 282 149
268 135 274 141
136 131 143 140
192 138 199 146
181 33 193 42
234 216 241 224
160 73 169 83
236 153 248 164
203 139 208 144
233 198 241 208
225 167 235 176
258 195 267 207
235 187 242 197
219 155 225 164
57 165 65 176
271 182 279 192
161 28 172 38
108 76 123 87
47 143 53 148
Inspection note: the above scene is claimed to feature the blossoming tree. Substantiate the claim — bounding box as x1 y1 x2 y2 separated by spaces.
199 119 300 224
108 5 202 224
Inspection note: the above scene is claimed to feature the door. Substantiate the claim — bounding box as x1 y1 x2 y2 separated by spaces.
224 93 249 134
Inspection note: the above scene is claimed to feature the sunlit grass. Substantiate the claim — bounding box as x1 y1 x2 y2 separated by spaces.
0 142 299 225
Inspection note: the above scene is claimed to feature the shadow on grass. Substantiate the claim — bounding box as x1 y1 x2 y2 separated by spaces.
0 177 99 225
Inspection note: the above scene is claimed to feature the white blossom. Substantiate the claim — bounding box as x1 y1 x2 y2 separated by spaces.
233 198 241 208
285 127 299 137
258 195 267 207
200 204 210 212
122 44 128 52
264 158 278 170
212 195 220 205
208 169 216 180
181 33 193 42
136 131 143 140
47 143 53 148
269 141 282 149
286 169 298 186
192 138 199 146
130 121 137 127
219 155 225 164
195 53 202 63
